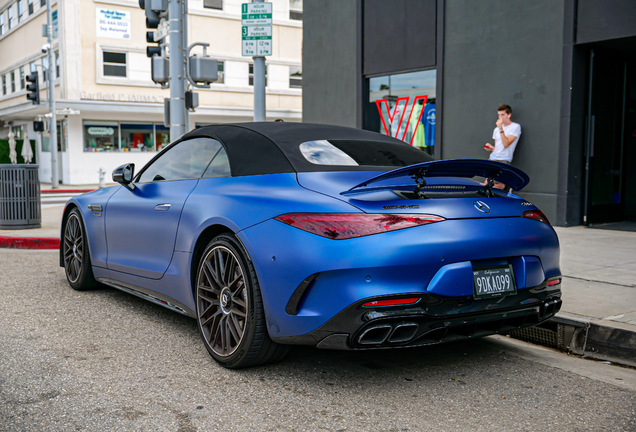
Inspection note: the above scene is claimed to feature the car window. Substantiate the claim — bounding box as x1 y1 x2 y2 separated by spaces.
299 139 432 168
202 147 231 179
138 138 223 183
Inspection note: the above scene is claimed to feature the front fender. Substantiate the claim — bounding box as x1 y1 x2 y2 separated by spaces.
60 187 120 268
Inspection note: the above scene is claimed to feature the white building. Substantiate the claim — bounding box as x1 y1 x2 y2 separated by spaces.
0 0 302 184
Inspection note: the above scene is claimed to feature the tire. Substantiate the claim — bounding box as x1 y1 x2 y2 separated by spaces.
195 234 289 369
62 208 97 291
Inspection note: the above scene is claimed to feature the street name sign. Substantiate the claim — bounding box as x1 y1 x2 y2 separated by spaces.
153 19 169 42
241 3 272 57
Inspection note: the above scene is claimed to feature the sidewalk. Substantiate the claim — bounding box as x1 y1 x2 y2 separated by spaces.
1 189 635 365
0 183 108 248
549 226 636 367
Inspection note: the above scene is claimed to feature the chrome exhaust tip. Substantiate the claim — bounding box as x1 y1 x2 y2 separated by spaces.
388 322 419 343
357 324 393 345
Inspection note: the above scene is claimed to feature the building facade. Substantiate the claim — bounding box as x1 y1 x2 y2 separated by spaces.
0 0 303 184
303 0 636 227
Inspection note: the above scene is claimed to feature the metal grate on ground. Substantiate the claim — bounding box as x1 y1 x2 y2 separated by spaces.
510 325 559 349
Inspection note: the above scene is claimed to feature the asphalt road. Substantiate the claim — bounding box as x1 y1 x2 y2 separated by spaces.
1 249 635 432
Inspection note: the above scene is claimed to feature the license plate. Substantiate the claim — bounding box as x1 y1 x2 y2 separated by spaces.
473 265 517 299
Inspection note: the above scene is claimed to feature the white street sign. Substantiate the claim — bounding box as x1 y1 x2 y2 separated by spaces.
242 26 272 38
242 39 272 57
55 108 80 116
153 19 169 42
242 3 272 57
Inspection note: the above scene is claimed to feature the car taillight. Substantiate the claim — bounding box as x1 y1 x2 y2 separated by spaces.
274 213 445 240
522 209 551 225
547 278 561 286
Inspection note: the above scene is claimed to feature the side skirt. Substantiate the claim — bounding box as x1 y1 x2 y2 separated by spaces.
97 277 196 318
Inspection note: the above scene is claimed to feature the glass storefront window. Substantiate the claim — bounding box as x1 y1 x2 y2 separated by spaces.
367 69 437 156
82 121 168 152
41 120 67 152
84 121 119 152
155 124 170 152
121 123 154 152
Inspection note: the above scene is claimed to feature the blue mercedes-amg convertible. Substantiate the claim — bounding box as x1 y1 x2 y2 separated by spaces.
61 123 562 368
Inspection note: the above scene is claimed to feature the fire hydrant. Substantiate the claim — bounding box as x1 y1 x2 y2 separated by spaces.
98 167 106 188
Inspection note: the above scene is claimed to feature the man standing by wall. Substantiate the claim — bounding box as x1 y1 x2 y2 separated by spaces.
484 104 521 188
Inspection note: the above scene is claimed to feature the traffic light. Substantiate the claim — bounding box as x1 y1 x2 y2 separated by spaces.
26 72 39 105
33 121 45 132
139 0 166 57
138 0 162 28
146 30 161 58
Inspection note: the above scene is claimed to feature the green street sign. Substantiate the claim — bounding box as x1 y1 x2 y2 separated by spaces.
242 3 272 56
241 3 272 26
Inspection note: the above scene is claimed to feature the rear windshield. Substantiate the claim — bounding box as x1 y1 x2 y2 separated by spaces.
299 140 433 168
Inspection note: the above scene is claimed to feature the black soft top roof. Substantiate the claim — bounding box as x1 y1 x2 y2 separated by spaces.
176 122 430 177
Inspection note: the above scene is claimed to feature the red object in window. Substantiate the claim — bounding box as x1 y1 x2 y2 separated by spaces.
132 133 143 148
362 298 421 308
375 95 428 145
274 213 445 240
522 209 551 225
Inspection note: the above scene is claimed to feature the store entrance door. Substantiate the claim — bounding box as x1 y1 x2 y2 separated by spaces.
584 48 636 225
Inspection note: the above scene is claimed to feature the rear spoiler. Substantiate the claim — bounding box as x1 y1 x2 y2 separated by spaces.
345 159 530 192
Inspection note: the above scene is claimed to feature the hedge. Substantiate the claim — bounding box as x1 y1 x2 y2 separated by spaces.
0 139 37 165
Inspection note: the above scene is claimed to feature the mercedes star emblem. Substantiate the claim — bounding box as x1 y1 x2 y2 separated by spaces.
474 200 491 213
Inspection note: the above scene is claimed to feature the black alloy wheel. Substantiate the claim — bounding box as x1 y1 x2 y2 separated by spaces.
63 208 97 291
196 234 289 368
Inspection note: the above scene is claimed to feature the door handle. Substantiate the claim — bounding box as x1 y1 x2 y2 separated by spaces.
155 203 171 211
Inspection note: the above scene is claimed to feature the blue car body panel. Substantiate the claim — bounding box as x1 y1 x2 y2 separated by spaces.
174 173 359 253
104 180 198 279
64 186 119 268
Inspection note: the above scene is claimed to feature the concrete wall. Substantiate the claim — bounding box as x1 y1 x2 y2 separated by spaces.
302 0 360 127
363 0 436 76
577 0 636 44
441 0 565 223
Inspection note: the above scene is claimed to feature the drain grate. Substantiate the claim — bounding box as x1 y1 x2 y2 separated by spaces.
510 324 558 349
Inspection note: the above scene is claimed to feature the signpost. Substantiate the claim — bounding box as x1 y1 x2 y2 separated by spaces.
242 2 271 121
153 19 169 42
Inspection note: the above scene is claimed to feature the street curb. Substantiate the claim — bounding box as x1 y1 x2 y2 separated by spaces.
548 314 636 368
0 236 60 249
41 189 94 194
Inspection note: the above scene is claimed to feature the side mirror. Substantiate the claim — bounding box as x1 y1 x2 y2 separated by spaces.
112 163 135 190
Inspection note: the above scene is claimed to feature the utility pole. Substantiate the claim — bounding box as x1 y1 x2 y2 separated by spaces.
168 0 185 140
47 0 58 188
252 0 265 122
182 0 189 132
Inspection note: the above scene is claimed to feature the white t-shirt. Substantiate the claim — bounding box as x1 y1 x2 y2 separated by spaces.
490 122 521 162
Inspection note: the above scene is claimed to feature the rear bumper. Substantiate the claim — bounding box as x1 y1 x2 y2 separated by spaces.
271 279 562 350
239 216 560 338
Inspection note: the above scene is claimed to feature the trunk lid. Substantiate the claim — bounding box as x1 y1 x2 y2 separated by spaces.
296 159 534 219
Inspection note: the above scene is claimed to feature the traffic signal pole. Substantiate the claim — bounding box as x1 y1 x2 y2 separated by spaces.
47 0 58 188
168 0 186 140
